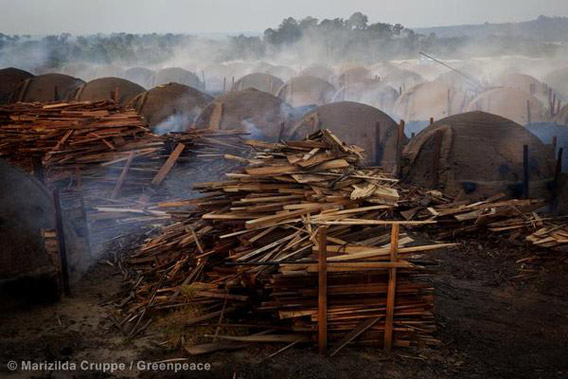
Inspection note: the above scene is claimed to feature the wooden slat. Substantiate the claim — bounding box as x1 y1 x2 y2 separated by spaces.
384 224 399 351
111 151 134 199
318 226 328 354
151 143 185 185
329 316 382 357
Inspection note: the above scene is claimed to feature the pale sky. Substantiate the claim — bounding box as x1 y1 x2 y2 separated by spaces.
0 0 566 35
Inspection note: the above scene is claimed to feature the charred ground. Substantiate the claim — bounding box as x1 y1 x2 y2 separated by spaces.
1 233 566 379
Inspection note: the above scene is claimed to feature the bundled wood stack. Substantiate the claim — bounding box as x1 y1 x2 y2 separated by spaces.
0 101 151 169
0 100 158 189
117 129 454 352
0 100 247 199
0 100 252 265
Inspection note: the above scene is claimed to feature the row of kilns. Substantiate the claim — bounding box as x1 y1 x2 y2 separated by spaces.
3 64 567 128
1 64 567 201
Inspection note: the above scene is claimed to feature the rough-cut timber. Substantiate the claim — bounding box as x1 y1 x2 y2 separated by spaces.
116 130 444 351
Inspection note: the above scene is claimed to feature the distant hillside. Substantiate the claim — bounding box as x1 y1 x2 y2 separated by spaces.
415 16 568 42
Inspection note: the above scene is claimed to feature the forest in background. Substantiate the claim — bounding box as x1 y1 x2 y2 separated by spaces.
0 13 566 72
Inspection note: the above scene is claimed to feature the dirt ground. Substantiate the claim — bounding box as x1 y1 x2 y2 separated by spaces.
0 234 567 379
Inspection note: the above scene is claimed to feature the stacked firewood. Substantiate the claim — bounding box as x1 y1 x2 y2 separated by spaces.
0 100 252 260
115 130 454 353
0 101 153 176
0 101 247 199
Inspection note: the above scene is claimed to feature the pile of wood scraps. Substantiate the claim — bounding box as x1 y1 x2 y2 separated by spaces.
409 192 549 240
115 130 453 353
0 100 254 262
106 128 568 356
526 221 568 249
0 101 249 200
0 100 153 176
407 192 568 250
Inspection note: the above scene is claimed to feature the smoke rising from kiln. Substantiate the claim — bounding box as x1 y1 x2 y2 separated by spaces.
153 113 193 135
1 14 566 91
240 119 265 140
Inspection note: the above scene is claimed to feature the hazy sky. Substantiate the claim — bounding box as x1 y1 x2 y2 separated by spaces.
0 0 566 35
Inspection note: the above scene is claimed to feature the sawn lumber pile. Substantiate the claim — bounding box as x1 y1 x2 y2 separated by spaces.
0 100 153 179
117 130 452 352
0 100 247 199
115 129 568 353
0 100 251 261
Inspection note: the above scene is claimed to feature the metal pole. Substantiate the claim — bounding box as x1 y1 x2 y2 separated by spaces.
53 188 70 296
395 120 405 178
32 156 44 183
523 145 530 199
375 121 382 165
432 131 443 188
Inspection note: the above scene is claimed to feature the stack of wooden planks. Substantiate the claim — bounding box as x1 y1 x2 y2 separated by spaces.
115 129 454 352
0 100 252 262
108 128 568 355
0 101 248 199
0 100 154 177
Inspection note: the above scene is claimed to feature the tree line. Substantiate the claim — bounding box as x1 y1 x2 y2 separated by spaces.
0 12 561 72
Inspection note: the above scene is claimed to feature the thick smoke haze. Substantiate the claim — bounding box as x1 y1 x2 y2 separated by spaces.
0 0 566 34
1 14 567 75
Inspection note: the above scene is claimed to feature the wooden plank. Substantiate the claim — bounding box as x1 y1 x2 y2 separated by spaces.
280 261 413 272
111 151 135 199
245 164 299 176
151 143 185 186
329 316 382 356
314 219 435 226
204 334 310 343
384 224 399 351
52 130 74 152
209 102 224 129
185 307 237 326
318 226 328 354
245 208 322 229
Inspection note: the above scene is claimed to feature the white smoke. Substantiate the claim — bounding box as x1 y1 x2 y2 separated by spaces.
153 113 193 135
240 119 265 140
